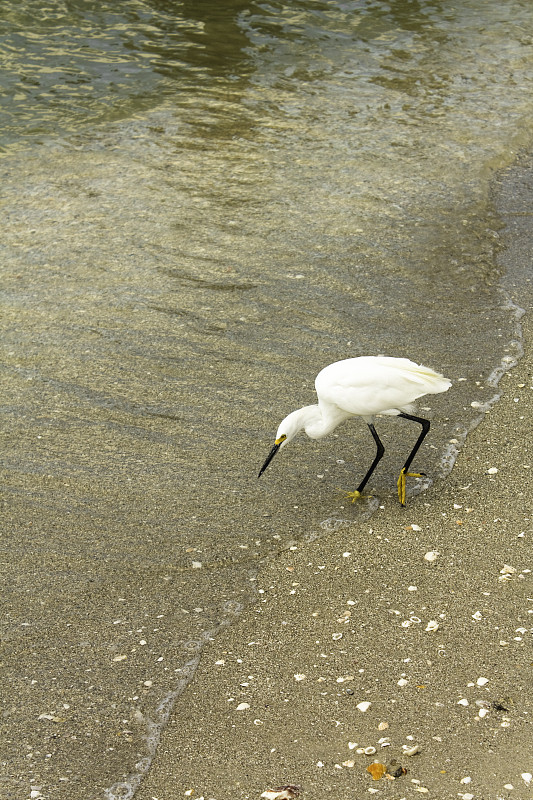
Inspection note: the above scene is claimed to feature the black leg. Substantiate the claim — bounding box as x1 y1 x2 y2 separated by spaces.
396 412 430 505
356 423 385 494
398 412 430 473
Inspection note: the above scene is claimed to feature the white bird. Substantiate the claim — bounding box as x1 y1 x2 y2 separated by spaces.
258 356 451 505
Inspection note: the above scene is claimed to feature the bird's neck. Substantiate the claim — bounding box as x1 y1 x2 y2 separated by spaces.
299 403 349 440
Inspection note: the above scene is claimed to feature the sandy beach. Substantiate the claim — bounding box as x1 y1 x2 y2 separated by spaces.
134 165 533 800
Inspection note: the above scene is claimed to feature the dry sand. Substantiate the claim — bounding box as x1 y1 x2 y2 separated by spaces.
134 169 533 800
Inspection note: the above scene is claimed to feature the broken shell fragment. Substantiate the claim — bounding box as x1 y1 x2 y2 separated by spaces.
500 564 517 574
366 762 387 780
364 746 377 755
403 744 421 757
261 785 300 800
390 766 408 778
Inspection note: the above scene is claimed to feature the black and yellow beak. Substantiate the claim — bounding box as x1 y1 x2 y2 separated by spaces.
258 435 286 478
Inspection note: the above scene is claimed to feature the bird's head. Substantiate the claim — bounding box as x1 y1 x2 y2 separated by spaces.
257 407 314 477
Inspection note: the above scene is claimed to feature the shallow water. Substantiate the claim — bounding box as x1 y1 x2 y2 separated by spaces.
1 1 532 797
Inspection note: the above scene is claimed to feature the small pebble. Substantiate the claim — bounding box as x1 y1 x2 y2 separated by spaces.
424 550 439 562
487 467 498 474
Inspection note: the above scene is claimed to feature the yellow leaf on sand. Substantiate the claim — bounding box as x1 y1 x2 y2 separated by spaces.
367 762 387 780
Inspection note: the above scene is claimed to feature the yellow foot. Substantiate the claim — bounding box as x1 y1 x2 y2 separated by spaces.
397 468 424 506
340 489 372 504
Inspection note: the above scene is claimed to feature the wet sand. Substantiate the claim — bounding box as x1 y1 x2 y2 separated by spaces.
134 165 533 799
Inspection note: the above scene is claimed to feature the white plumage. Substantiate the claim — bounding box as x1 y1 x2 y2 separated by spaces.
258 356 451 505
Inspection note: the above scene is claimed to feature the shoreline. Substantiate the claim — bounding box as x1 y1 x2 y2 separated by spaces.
134 164 533 800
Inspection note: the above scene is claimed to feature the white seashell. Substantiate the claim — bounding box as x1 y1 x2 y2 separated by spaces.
356 701 371 712
476 676 489 686
403 744 420 756
425 620 439 632
235 702 250 711
261 786 299 800
364 746 377 755
424 550 439 562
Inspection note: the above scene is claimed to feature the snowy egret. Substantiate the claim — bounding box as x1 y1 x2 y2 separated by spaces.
258 356 451 505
